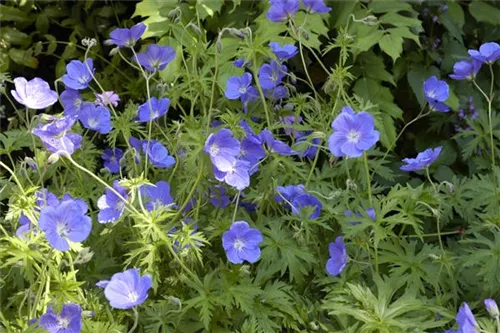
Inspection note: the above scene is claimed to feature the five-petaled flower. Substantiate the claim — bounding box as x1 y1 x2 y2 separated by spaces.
39 303 82 333
79 104 113 134
303 0 331 13
222 221 263 264
423 76 450 112
96 268 152 309
140 181 175 212
142 140 176 168
106 23 147 47
136 97 170 122
38 197 92 251
258 61 287 89
204 129 241 172
328 106 380 158
32 115 82 156
11 77 58 110
266 0 300 22
269 42 298 61
135 44 176 72
275 184 322 219
97 181 129 224
61 89 85 116
225 73 258 102
400 146 442 172
449 60 482 81
101 148 124 174
468 42 500 64
62 59 94 90
326 236 348 276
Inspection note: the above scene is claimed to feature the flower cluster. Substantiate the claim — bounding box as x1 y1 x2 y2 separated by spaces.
266 0 330 23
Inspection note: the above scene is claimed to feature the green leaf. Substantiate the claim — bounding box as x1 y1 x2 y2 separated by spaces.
369 0 413 13
354 26 384 54
8 48 38 68
0 27 30 46
469 1 500 25
387 27 420 46
132 0 177 38
378 12 422 28
0 4 30 23
196 0 224 20
379 34 403 63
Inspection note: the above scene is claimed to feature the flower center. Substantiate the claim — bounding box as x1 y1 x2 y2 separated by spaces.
210 145 220 156
78 76 89 84
346 130 360 143
88 118 98 128
56 222 69 237
128 291 139 302
57 317 70 329
233 239 245 251
427 90 436 99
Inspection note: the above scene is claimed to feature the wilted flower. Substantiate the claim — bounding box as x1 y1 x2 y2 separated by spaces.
101 148 123 174
97 181 129 224
328 106 380 158
468 42 500 64
423 76 450 112
39 303 82 333
303 0 331 13
11 77 58 109
97 268 152 309
267 0 300 22
258 61 287 89
62 59 94 90
95 91 120 107
204 129 241 172
276 184 322 219
106 23 147 47
79 104 113 134
38 198 92 251
222 221 263 264
269 42 298 61
32 116 82 156
136 97 170 122
326 236 347 276
400 146 442 172
135 44 176 72
449 60 482 81
142 140 176 168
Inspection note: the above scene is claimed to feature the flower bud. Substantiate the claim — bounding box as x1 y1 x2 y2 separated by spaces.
361 15 378 26
485 299 499 318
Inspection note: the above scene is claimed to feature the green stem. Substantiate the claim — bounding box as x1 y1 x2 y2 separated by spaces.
128 307 139 333
363 152 372 205
496 317 500 333
251 52 272 128
426 167 443 252
231 192 241 223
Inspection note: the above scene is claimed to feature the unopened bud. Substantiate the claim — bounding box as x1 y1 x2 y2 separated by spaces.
227 28 246 39
216 39 223 53
485 299 499 318
361 15 378 26
47 153 60 165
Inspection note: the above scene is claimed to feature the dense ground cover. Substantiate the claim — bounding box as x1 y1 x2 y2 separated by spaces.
1 0 500 332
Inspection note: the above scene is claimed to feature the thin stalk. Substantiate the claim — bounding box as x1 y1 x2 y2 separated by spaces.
426 167 443 252
128 307 139 333
363 152 372 205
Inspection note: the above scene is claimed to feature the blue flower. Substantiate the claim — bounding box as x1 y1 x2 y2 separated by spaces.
225 73 258 102
38 198 92 251
60 89 85 116
423 76 450 112
39 303 82 333
258 61 287 89
269 42 298 61
294 131 319 159
468 42 500 64
222 221 263 264
233 58 250 68
106 23 146 47
303 0 331 13
276 184 322 219
101 148 123 174
449 60 482 81
97 268 152 309
264 85 289 100
32 116 82 156
11 77 58 110
140 181 175 212
142 140 176 168
204 129 241 172
214 159 251 191
400 146 442 172
261 129 297 156
16 189 59 239
79 104 113 134
135 44 176 72
326 236 348 276
209 185 230 208
328 106 380 158
345 208 376 225
136 97 170 122
62 59 94 90
97 181 129 224
129 136 143 164
266 0 300 22
446 303 478 333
